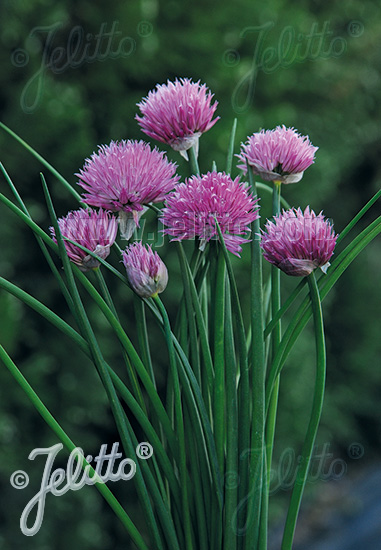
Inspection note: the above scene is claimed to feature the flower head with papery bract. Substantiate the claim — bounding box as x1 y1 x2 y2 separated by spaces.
50 208 118 272
237 126 318 184
136 78 219 158
161 171 260 256
76 140 179 239
122 242 168 298
261 207 337 276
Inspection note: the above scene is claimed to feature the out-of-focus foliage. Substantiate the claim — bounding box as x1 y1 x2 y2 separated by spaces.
0 0 380 548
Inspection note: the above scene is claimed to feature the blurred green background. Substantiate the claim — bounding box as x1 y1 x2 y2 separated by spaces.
0 0 380 549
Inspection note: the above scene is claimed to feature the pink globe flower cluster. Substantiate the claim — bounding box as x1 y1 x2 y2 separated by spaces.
161 171 260 256
260 207 338 277
136 78 219 159
50 208 118 272
76 140 179 239
51 76 335 288
238 125 318 184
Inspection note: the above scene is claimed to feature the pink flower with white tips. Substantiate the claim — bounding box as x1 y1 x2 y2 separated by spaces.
136 78 219 159
237 126 318 184
261 207 338 276
50 208 117 272
76 140 179 239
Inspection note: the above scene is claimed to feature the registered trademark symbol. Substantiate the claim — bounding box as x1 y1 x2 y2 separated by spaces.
136 442 153 459
347 21 364 38
137 21 153 38
347 442 364 460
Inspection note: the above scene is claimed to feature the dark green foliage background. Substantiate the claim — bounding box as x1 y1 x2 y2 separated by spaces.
0 1 380 549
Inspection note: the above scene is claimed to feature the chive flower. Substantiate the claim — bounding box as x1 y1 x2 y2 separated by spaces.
136 78 219 159
161 171 260 256
122 242 168 298
261 207 338 276
76 140 179 239
237 126 318 184
50 208 117 272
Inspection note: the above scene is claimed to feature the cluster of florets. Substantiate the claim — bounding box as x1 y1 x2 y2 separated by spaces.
51 77 335 295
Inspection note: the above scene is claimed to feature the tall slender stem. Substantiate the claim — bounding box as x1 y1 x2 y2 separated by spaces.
281 272 326 549
223 277 238 550
212 248 226 550
244 175 266 550
213 249 226 474
266 181 282 485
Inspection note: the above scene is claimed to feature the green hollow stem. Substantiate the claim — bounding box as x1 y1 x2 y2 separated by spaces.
264 279 307 340
236 175 291 210
133 293 156 386
212 248 226 550
266 181 282 490
258 448 268 549
153 296 194 550
176 242 201 384
281 272 326 549
213 248 226 474
93 267 118 317
0 345 149 550
188 145 200 175
226 118 238 174
244 175 266 550
223 278 238 550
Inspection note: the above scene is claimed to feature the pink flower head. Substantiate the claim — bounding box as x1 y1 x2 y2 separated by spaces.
76 140 179 239
50 208 118 272
161 171 260 256
136 78 219 159
261 207 338 276
237 126 318 184
122 242 168 298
